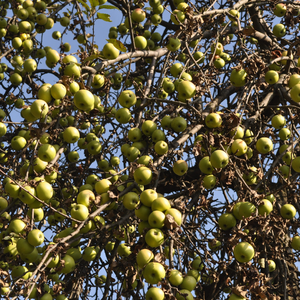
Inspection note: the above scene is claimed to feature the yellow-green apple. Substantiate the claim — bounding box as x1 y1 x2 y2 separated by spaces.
136 248 154 268
177 80 196 99
63 126 80 143
82 246 99 261
74 89 95 111
71 204 89 220
176 290 193 300
145 228 164 247
27 229 44 246
228 9 240 21
102 43 119 59
273 23 286 38
148 210 165 228
231 139 247 156
199 156 213 174
205 112 222 128
238 202 256 218
115 108 131 123
271 114 286 129
165 208 182 226
9 219 26 233
131 8 146 23
123 192 140 210
203 174 216 189
36 181 53 202
173 160 188 176
118 90 136 108
38 144 56 162
142 120 157 136
180 275 197 291
134 166 152 185
258 199 273 216
143 262 165 284
140 189 158 207
210 150 229 168
288 74 300 88
256 137 273 154
150 197 170 213
95 179 111 194
291 236 300 250
280 204 296 219
218 213 236 230
135 36 147 49
233 242 255 263
265 70 279 84
274 3 286 17
230 69 247 87
168 269 184 286
146 287 164 300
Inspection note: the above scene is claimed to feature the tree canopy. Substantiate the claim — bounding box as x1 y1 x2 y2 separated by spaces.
1 0 300 299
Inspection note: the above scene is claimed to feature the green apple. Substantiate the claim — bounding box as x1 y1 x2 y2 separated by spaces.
63 126 80 143
273 23 286 38
271 114 286 129
256 137 273 154
123 192 140 210
233 242 255 263
140 189 158 207
203 174 216 189
27 229 44 246
145 228 164 247
180 275 197 291
258 199 273 216
134 166 152 185
291 236 300 250
280 204 296 219
58 254 75 274
168 269 184 286
173 160 188 176
265 70 279 84
199 156 213 174
177 80 196 99
102 43 119 59
143 262 165 284
17 238 35 254
230 69 247 87
136 248 154 268
238 202 256 218
171 116 187 132
71 204 89 220
274 3 286 17
205 112 222 128
231 139 247 156
218 213 236 230
74 89 95 111
146 287 164 300
210 150 229 168
38 144 56 162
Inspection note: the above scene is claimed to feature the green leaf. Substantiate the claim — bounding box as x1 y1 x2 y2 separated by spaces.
83 54 103 62
97 12 112 22
89 0 99 7
106 39 127 53
77 0 90 10
99 5 119 9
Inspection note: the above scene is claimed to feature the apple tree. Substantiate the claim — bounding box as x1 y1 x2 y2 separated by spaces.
1 0 300 299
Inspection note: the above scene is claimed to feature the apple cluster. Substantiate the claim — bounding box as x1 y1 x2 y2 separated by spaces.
1 0 300 299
